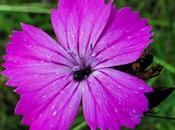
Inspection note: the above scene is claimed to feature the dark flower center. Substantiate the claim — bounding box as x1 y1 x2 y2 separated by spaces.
73 66 92 81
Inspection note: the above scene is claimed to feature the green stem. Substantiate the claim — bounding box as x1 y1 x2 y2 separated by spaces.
72 121 87 130
146 113 175 121
0 5 50 14
154 57 175 74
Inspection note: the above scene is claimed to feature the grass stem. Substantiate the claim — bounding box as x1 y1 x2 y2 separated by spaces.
0 5 50 14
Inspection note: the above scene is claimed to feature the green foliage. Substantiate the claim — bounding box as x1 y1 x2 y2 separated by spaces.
0 0 175 130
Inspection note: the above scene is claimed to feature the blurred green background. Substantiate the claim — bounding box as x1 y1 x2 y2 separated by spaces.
0 0 175 130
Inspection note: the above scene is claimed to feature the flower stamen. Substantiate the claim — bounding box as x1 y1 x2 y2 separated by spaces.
73 66 92 81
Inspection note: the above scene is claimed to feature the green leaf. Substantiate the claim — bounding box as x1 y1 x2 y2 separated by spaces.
0 5 50 14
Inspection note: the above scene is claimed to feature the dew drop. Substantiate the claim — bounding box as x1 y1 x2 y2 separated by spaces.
52 111 57 116
50 124 54 128
134 91 139 94
132 109 136 114
114 108 118 113
91 53 96 57
34 74 39 78
39 114 42 118
118 85 122 89
139 86 144 90
60 90 64 94
111 45 115 49
23 38 27 42
127 36 132 39
28 45 32 48
51 105 55 110
42 95 47 98
40 60 45 63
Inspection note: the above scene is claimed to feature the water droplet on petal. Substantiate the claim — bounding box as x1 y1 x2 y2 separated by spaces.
114 108 118 113
50 124 54 128
34 74 39 78
51 105 55 110
28 45 32 48
42 95 46 98
127 36 132 39
139 86 144 90
23 38 27 42
39 114 42 118
52 111 57 116
132 109 136 114
134 91 139 94
118 85 122 89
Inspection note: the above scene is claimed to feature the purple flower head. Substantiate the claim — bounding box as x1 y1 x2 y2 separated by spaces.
2 0 153 130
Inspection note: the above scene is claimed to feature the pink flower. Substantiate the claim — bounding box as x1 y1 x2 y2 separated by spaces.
2 0 153 130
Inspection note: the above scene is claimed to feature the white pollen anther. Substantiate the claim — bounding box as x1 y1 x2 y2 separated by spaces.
72 66 81 72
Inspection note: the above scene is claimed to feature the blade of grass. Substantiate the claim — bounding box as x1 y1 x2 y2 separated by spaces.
0 5 175 29
0 5 50 14
72 121 87 130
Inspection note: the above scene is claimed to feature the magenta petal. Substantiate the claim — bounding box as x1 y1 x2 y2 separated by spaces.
3 24 74 90
16 79 82 130
51 0 112 57
92 7 153 69
82 68 152 129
